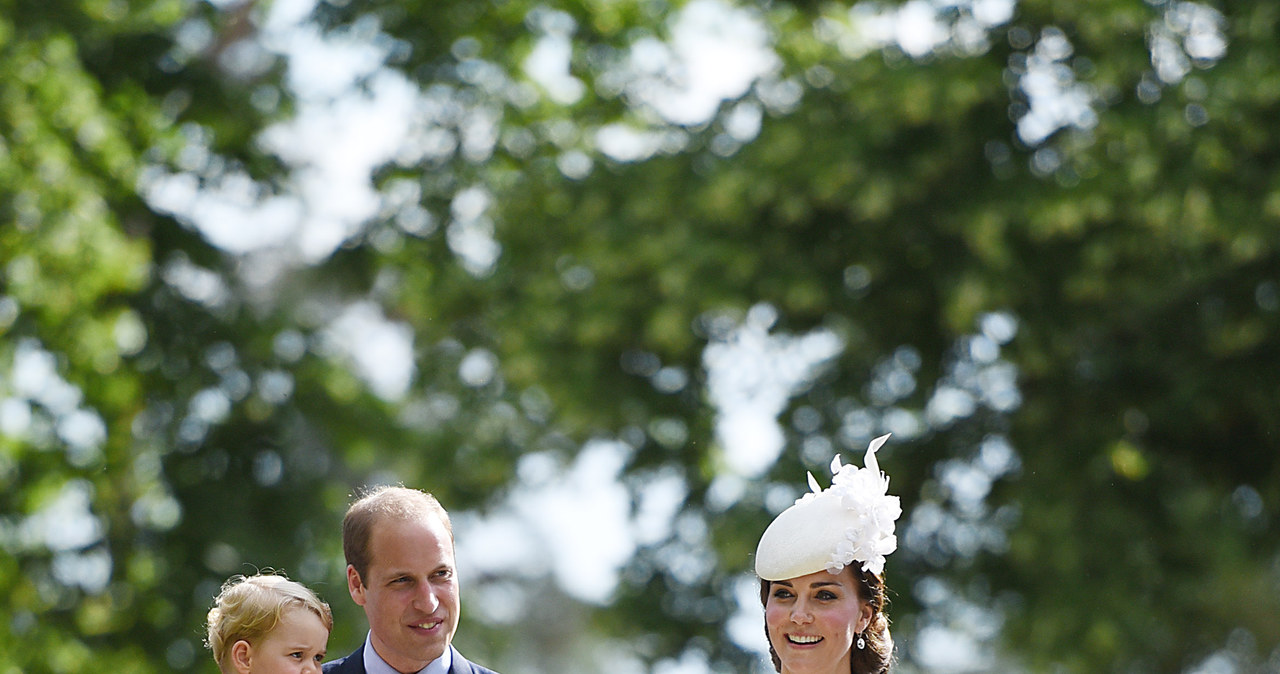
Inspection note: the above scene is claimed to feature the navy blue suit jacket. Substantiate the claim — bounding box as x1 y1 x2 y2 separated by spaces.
322 644 499 674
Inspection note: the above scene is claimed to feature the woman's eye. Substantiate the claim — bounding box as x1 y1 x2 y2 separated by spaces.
772 589 793 599
817 591 837 600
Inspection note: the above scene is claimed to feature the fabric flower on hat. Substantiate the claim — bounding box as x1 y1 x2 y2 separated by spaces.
820 434 901 575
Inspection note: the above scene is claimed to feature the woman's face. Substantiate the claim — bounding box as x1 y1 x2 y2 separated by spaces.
764 568 872 674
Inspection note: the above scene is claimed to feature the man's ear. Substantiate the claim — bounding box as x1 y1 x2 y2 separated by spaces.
347 564 367 607
230 639 253 674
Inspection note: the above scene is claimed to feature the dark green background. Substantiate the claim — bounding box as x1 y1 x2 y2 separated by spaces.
1 0 1277 672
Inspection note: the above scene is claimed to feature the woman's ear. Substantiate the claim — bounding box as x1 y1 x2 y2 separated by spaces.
857 602 874 634
230 639 254 674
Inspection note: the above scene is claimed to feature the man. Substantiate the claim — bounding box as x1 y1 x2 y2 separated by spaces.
323 486 500 674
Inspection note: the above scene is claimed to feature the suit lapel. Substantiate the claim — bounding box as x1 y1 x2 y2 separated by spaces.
322 644 367 674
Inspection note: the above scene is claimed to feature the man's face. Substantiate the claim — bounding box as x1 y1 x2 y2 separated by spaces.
348 515 460 673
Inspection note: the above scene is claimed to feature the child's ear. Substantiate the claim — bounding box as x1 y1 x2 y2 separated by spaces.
230 639 254 674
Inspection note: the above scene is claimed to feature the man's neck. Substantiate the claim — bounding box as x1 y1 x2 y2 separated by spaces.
363 633 452 674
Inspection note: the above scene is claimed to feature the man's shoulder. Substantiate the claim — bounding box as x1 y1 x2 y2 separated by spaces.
452 648 501 674
322 646 365 674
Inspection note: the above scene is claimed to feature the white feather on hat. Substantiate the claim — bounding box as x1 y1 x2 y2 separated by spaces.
755 434 901 580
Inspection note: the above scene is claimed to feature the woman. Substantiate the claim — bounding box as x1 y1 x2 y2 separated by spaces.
755 434 900 674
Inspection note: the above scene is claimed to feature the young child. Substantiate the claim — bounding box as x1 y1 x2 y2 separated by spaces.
206 571 333 674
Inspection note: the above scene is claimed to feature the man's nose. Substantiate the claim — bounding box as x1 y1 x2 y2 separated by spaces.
415 583 440 610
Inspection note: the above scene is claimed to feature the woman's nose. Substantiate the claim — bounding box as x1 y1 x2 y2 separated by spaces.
790 601 813 624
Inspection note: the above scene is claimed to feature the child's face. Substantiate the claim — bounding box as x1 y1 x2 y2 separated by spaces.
238 607 329 674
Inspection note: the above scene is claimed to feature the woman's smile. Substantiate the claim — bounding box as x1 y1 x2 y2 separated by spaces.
765 568 871 674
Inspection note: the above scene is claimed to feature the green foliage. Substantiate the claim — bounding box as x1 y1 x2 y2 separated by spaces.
3 0 1280 672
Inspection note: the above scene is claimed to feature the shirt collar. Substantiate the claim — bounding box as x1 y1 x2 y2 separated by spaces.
362 632 453 674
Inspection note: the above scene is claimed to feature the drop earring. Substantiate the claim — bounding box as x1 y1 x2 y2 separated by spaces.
857 633 865 650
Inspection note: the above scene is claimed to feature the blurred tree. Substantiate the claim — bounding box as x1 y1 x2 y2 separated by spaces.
2 0 1278 673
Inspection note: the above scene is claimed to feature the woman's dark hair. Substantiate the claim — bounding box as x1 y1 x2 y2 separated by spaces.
759 566 893 674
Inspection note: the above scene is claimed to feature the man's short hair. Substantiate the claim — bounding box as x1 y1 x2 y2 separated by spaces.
342 485 453 582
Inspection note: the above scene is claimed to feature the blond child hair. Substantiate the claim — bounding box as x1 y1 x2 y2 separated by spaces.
205 571 333 673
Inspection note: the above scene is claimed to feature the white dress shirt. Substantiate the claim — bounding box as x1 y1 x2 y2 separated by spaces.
361 633 453 674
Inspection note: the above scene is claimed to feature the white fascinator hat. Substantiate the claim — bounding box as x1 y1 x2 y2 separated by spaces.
755 434 902 580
